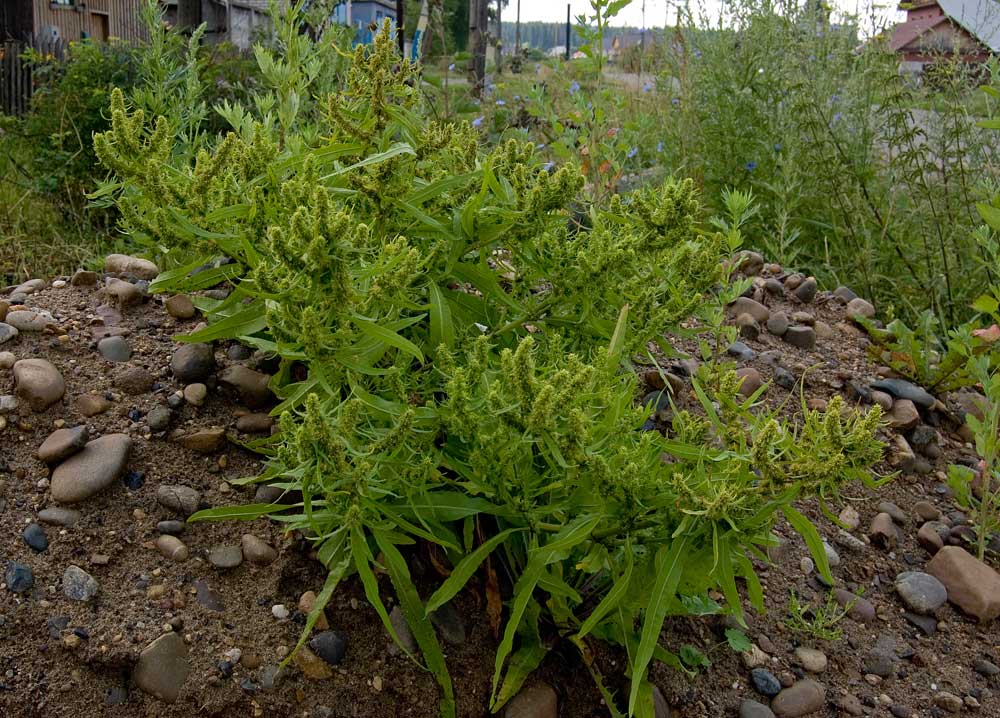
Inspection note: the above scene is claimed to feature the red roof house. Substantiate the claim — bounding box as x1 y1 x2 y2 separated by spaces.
889 0 1000 72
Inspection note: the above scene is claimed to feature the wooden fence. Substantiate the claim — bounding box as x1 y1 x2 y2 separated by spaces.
0 36 68 116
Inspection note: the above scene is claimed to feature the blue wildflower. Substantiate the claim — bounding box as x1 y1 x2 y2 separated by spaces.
535 63 541 74
773 143 782 152
832 112 843 124
514 95 520 101
569 81 580 95
745 161 757 171
536 143 546 150
542 161 556 172
643 81 653 93
671 98 680 106
627 147 638 159
657 141 664 153
496 99 506 106
472 116 483 128
448 63 455 71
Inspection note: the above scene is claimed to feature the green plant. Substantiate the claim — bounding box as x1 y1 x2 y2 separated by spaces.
95 16 885 718
575 0 632 82
785 589 854 642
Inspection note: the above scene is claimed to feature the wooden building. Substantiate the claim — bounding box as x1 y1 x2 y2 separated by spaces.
889 0 1000 74
0 0 147 44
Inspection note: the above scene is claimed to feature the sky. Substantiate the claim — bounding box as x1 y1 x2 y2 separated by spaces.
515 0 903 35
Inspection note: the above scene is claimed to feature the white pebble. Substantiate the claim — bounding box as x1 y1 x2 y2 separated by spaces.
800 556 815 574
52 280 67 288
271 604 289 620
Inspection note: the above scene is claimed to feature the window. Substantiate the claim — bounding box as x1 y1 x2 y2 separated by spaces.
51 0 75 6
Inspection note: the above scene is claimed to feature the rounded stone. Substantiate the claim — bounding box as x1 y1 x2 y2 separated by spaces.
236 413 274 434
793 647 828 673
37 507 83 527
740 699 776 718
750 668 782 697
156 535 189 562
170 343 215 383
133 631 190 703
183 383 208 406
894 571 947 614
241 534 277 565
5 561 34 593
156 485 202 516
23 523 48 552
165 294 196 319
505 682 557 718
37 425 90 464
50 434 133 504
308 630 348 666
105 253 159 280
63 565 99 601
156 520 186 535
208 544 243 569
771 679 825 717
114 366 155 395
846 297 875 320
13 359 65 412
97 336 132 362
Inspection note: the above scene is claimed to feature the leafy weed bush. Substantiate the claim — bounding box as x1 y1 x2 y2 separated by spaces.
95 17 884 717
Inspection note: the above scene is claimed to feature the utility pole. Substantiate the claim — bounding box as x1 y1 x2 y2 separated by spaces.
514 0 520 56
565 3 570 61
469 0 487 96
396 0 405 55
496 0 503 74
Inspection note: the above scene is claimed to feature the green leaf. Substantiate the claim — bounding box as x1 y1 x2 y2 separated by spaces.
782 505 833 584
176 304 267 343
493 602 546 711
972 294 999 315
577 545 633 638
725 628 752 653
321 142 416 180
187 503 292 522
977 202 1000 232
375 532 456 718
628 536 688 716
350 526 405 647
352 315 425 364
425 528 522 614
428 282 455 352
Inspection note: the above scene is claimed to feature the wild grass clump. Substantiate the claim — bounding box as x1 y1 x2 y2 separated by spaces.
94 10 884 717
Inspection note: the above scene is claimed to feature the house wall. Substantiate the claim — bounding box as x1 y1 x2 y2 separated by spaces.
906 4 944 22
0 1 35 40
902 21 984 57
33 0 146 43
228 5 270 49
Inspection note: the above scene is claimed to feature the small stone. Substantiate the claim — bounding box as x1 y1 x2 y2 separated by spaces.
293 646 333 679
903 611 937 636
429 601 467 645
846 298 875 320
782 326 816 350
14 359 65 412
973 658 999 676
793 647 827 673
309 631 348 666
133 631 190 703
299 591 330 630
877 501 907 525
728 341 756 361
799 557 814 575
764 278 784 295
927 545 1000 621
835 693 863 716
194 579 224 611
0 350 15 369
105 254 159 280
102 278 142 306
737 251 765 276
832 588 875 622
63 565 98 601
208 545 242 569
71 270 98 286
505 683 557 718
888 399 919 430
388 605 416 652
147 405 173 432
75 393 111 417
37 425 89 464
22 523 48 552
739 699 775 718
114 366 154 395
0 322 17 345
236 413 274 433
157 520 186 535
932 692 963 713
156 485 201 516
741 644 770 669
871 378 935 410
218 365 273 409
913 501 941 521
894 571 947 614
917 522 945 554
50 434 132 504
750 668 782 697
241 534 277 565
833 286 858 303
272 604 289 620
183 383 208 406
731 297 771 323
838 505 860 530
737 313 760 340
97 336 131 362
170 344 215 383
793 277 817 303
37 508 82 527
175 427 225 453
771 679 825 717
156 535 189 562
869 513 898 549
736 367 764 397
766 312 789 336
5 309 56 332
165 295 196 319
5 561 34 593
870 390 894 411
